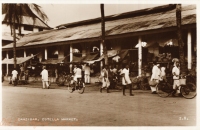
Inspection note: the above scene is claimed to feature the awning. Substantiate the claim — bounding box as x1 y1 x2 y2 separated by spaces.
118 49 129 60
40 57 66 64
83 50 119 64
71 56 85 63
2 55 35 64
82 53 99 62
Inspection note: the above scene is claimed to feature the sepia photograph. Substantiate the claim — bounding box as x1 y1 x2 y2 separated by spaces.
1 0 198 129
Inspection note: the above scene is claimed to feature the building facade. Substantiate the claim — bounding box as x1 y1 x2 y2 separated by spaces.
2 4 196 81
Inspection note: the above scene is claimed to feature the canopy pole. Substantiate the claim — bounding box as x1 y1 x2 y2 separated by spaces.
138 36 142 76
187 29 192 69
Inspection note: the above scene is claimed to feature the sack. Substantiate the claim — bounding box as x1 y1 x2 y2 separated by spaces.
149 80 157 87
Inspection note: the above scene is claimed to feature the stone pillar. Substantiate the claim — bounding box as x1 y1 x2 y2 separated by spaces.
138 36 142 76
70 44 73 62
45 47 47 60
187 30 192 69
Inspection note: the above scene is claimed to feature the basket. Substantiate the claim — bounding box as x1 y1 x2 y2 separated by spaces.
179 78 186 85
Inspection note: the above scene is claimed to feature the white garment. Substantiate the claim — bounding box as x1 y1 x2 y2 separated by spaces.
122 68 131 85
42 81 49 89
74 68 82 81
160 67 166 77
150 65 161 80
173 80 180 93
41 69 49 81
85 74 90 83
150 65 161 92
84 66 90 75
172 65 180 93
12 70 18 80
101 69 110 88
82 64 86 71
112 68 117 74
172 66 180 80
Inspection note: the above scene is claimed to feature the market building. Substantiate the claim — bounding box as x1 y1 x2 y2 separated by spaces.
2 4 196 82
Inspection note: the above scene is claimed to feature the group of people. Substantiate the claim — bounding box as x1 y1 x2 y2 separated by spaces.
10 64 29 86
9 58 182 97
150 59 181 96
99 64 134 96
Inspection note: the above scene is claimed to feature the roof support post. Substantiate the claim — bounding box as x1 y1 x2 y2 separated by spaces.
45 47 47 60
138 36 142 76
24 49 26 57
187 29 192 69
70 44 73 62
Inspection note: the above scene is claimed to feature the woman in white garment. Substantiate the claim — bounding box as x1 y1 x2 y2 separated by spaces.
150 61 161 94
100 65 110 93
121 64 134 96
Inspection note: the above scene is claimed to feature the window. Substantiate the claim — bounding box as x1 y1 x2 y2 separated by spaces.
24 25 33 31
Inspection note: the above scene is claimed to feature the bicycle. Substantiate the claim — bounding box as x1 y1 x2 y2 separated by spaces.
56 72 71 86
67 76 85 94
156 75 196 99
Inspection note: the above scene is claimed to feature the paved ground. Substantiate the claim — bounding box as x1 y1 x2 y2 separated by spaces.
1 81 197 126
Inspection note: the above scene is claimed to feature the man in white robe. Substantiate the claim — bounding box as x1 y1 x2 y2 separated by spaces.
41 66 50 89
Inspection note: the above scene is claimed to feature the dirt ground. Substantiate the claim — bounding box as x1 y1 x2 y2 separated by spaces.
1 81 197 127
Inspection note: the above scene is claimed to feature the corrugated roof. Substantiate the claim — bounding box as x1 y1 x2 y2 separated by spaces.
2 5 196 50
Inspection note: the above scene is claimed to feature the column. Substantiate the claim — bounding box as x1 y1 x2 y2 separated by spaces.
6 51 9 75
45 47 47 60
187 30 192 69
100 41 103 70
138 36 142 76
24 49 26 57
70 44 73 62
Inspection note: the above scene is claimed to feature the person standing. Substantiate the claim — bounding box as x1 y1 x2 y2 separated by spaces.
41 66 50 89
24 69 29 84
81 64 86 82
12 68 18 86
172 61 181 96
100 65 110 93
150 62 161 94
19 64 25 80
84 64 91 84
121 64 134 96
